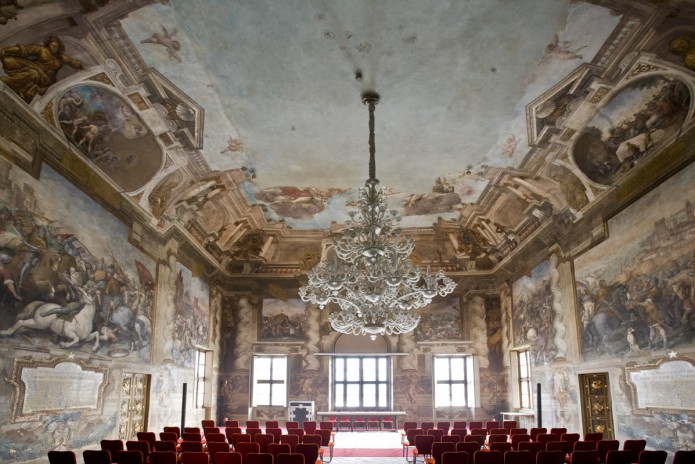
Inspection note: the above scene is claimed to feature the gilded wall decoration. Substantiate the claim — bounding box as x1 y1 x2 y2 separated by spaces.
574 161 695 359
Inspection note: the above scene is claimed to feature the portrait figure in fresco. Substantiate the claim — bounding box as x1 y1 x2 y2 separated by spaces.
0 36 84 103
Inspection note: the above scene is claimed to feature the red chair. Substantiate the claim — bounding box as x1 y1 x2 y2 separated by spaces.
517 442 542 461
545 441 571 456
442 451 470 464
412 434 436 464
287 428 304 439
572 442 595 452
674 450 695 464
549 428 567 437
205 427 222 436
285 421 299 430
182 433 202 442
280 434 300 453
530 428 547 442
303 421 318 434
502 421 517 431
247 421 260 429
268 443 291 462
83 450 112 464
352 416 366 432
490 429 508 436
605 450 633 464
509 429 527 437
488 435 508 444
451 429 468 442
137 432 157 449
437 422 451 435
253 433 275 453
560 434 580 446
296 443 320 464
486 421 500 432
180 451 209 464
536 450 565 464
489 442 512 453
184 428 201 434
456 442 482 455
637 450 667 464
153 441 177 453
236 442 261 462
266 428 283 443
583 433 603 443
442 435 460 444
472 449 502 464
102 440 125 452
265 421 279 429
430 441 456 464
207 433 228 443
338 416 352 432
403 421 419 441
404 429 425 458
208 442 233 462
230 433 252 449
319 421 333 431
202 420 216 428
126 440 150 462
315 428 334 462
246 453 273 464
48 451 77 464
422 422 436 433
465 435 486 447
596 440 619 464
163 427 181 439
536 434 558 448
216 452 243 464
276 453 305 464
622 439 646 463
382 416 397 431
511 435 531 450
429 429 446 442
469 422 483 431
159 432 178 443
569 451 597 464
503 450 532 464
470 429 488 437
179 442 203 453
149 451 177 464
112 450 144 464
225 421 240 428
453 422 467 430
246 428 263 439
226 428 243 442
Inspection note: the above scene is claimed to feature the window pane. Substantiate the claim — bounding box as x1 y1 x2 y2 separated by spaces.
254 384 270 406
271 383 286 406
450 359 465 381
435 384 450 407
451 383 466 407
434 358 449 381
272 357 287 378
346 384 360 407
363 358 376 381
378 384 388 407
377 358 387 380
255 357 271 379
335 384 344 407
335 358 344 381
346 358 360 380
363 384 376 407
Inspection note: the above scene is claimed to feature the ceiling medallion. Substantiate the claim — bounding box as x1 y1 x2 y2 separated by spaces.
299 91 457 339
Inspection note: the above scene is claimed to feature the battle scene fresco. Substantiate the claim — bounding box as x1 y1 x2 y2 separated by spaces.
573 75 691 185
512 260 557 365
259 298 306 341
172 262 210 367
56 84 163 192
0 161 155 363
414 295 462 342
574 161 695 359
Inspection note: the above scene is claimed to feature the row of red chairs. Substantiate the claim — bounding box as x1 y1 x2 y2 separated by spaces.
403 420 519 435
421 447 682 464
51 448 315 464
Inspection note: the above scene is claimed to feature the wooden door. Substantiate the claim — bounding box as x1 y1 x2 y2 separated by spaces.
118 372 150 440
579 372 614 439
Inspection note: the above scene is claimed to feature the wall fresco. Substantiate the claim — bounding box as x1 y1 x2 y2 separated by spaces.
172 262 209 367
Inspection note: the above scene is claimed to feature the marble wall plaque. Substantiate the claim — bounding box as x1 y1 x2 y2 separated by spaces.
626 358 695 413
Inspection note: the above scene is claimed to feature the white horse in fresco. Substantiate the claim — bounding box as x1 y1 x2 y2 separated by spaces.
0 287 102 351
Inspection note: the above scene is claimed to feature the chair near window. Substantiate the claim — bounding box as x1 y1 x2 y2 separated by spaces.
149 451 177 464
157 432 176 443
382 416 397 431
412 434 436 464
337 416 352 432
296 443 321 464
352 416 367 432
48 450 77 464
404 428 424 458
502 421 517 432
367 416 380 431
83 450 112 464
428 441 456 464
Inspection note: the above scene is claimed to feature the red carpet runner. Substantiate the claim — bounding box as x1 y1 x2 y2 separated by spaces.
332 448 403 457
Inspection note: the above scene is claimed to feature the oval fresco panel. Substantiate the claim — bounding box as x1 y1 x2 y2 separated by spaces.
57 84 163 192
573 76 690 185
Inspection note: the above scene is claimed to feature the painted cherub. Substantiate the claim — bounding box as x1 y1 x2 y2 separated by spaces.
141 25 182 62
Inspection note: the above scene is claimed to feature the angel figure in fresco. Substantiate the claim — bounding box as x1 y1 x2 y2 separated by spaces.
141 25 182 62
221 136 243 154
501 133 518 157
0 36 85 103
539 34 586 64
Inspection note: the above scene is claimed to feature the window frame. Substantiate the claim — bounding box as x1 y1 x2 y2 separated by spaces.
252 355 288 407
195 349 211 409
433 355 476 408
331 355 391 411
515 349 532 409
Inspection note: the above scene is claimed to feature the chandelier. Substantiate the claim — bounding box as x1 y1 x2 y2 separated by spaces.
298 91 457 339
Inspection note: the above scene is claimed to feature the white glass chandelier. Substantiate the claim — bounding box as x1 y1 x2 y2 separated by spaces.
299 91 457 339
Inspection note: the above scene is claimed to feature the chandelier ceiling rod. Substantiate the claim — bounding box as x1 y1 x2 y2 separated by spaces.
362 91 380 182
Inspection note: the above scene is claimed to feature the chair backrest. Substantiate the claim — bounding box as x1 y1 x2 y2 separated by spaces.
432 441 456 464
549 428 567 437
316 429 332 447
48 450 77 464
452 421 467 430
545 441 572 454
207 433 228 443
489 442 512 453
182 432 202 442
303 421 317 433
247 420 260 428
437 422 451 434
318 421 333 431
235 441 261 460
84 450 112 464
101 439 125 452
112 450 144 464
469 421 483 430
159 432 178 443
517 441 543 460
280 434 300 452
605 450 635 464
674 450 695 464
302 434 322 447
421 421 435 433
268 443 292 461
511 434 531 450
265 421 279 429
246 453 274 464
596 440 620 463
473 449 502 464
230 433 252 448
465 435 486 447
184 427 201 434
406 428 424 446
442 435 460 444
202 420 216 428
296 443 319 464
205 427 222 436
226 427 243 441
502 450 533 464
208 442 233 462
276 453 305 464
254 433 275 452
573 441 596 452
488 434 508 443
428 429 445 441
584 432 603 443
530 428 547 441
246 428 263 438
535 450 565 464
149 451 177 464
490 428 508 436
180 451 209 464
471 429 488 437
451 429 467 441
285 421 299 430
215 452 243 464
153 441 177 452
486 421 500 431
621 439 646 462
560 433 580 445
136 432 157 447
403 421 418 432
637 450 667 464
126 440 150 460
509 428 527 437
442 451 469 464
287 428 304 438
266 427 283 443
162 426 181 438
536 434 558 447
415 435 436 455
456 441 481 455
225 420 240 428
502 421 518 431
570 451 598 464
179 441 203 453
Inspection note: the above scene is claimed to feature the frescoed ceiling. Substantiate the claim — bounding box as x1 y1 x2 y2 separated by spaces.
1 0 694 281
